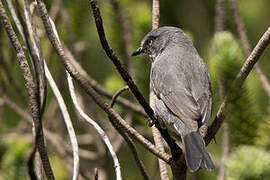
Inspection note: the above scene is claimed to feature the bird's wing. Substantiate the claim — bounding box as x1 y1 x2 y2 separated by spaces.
151 62 201 131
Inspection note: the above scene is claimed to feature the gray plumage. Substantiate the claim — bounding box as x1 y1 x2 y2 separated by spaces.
132 26 214 172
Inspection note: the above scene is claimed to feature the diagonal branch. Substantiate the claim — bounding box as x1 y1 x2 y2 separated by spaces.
110 87 150 180
229 0 270 99
205 26 270 145
88 0 180 158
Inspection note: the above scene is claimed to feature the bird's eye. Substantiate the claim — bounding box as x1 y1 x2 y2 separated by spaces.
146 39 153 46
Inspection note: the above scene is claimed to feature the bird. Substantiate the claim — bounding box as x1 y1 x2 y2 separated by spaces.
132 26 214 172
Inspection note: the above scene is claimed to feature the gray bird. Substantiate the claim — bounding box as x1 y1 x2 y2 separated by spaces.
132 26 214 172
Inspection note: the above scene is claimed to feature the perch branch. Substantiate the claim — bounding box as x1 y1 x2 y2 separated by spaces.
88 0 180 159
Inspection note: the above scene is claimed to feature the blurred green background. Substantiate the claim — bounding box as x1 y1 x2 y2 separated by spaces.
0 0 270 179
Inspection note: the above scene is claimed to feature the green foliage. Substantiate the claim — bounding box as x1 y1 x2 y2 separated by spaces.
208 32 260 145
225 146 270 180
255 115 270 149
104 75 125 93
50 154 68 180
0 139 29 180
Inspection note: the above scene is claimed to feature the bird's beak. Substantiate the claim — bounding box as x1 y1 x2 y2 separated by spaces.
131 47 143 56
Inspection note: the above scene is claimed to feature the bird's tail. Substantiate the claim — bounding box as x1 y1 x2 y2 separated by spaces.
183 131 214 172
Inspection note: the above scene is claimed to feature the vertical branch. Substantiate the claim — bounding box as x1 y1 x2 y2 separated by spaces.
0 1 54 179
215 0 225 32
151 0 169 179
229 0 270 98
214 1 230 179
152 0 160 30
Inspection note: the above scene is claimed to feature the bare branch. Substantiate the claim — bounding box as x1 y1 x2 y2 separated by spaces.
45 64 79 180
152 0 160 30
21 0 47 115
67 73 122 180
110 88 150 180
110 86 129 108
217 124 229 180
0 1 54 178
35 0 171 163
206 26 270 145
229 0 270 98
215 0 225 32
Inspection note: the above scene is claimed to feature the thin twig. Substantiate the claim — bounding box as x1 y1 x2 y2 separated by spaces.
45 64 80 180
41 17 80 179
67 72 122 180
206 26 270 145
110 88 150 180
35 0 171 163
110 86 129 108
0 1 54 179
217 124 229 180
110 115 151 180
214 2 228 179
229 0 270 99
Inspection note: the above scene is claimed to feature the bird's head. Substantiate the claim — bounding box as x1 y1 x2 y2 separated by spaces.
132 26 184 62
